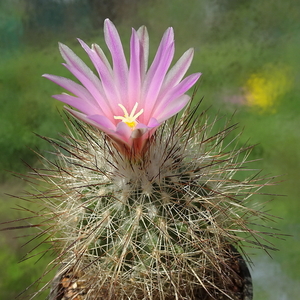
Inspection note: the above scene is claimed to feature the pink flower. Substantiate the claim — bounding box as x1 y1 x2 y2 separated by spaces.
43 19 201 154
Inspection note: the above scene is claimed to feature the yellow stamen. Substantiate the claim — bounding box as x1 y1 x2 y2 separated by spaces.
114 102 144 129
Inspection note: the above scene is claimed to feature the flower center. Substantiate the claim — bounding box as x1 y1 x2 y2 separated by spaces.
114 102 144 129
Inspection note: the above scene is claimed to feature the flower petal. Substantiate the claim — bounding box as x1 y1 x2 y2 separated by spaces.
87 114 116 130
147 117 160 128
78 39 119 109
52 93 104 116
104 19 128 101
59 43 105 98
43 74 96 105
136 25 149 79
115 121 132 144
159 48 195 99
59 43 117 116
65 107 115 131
153 73 201 115
141 28 175 118
154 95 191 122
128 29 142 110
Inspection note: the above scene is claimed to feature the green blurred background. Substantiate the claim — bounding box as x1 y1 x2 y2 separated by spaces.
1 0 299 299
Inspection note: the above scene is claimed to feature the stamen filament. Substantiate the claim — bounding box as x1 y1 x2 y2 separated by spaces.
114 102 144 129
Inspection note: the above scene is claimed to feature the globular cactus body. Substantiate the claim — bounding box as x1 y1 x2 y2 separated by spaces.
35 107 266 300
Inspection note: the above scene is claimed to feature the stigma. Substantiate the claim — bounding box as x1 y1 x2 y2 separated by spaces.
114 102 144 129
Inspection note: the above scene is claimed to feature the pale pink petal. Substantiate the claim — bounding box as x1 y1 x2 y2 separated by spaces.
62 63 113 117
59 43 106 99
136 26 149 78
141 47 176 124
59 43 93 74
147 118 160 128
58 44 115 117
115 121 132 144
92 43 113 73
43 75 97 106
65 107 115 131
69 108 135 147
166 73 201 101
141 28 175 116
154 95 190 122
153 73 201 115
69 108 135 146
143 43 174 113
88 114 116 130
159 48 195 99
135 123 148 130
147 27 174 80
104 19 128 100
52 94 104 116
128 29 142 109
78 39 119 107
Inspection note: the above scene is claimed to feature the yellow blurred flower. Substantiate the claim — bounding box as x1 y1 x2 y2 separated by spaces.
245 65 292 113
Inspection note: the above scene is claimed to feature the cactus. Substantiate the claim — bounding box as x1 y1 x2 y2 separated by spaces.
11 19 278 300
25 106 274 300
